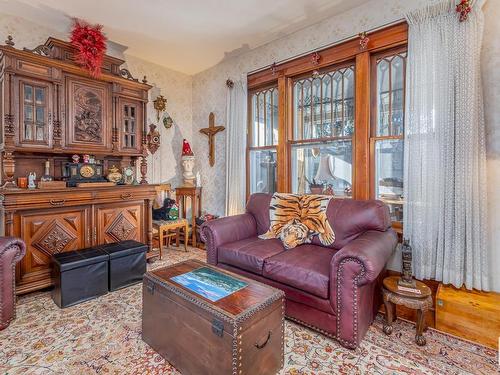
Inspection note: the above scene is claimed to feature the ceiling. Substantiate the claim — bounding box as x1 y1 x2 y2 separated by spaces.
1 0 371 75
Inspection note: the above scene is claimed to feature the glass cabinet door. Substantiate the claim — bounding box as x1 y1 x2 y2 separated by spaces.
20 81 51 146
119 99 142 153
123 104 137 148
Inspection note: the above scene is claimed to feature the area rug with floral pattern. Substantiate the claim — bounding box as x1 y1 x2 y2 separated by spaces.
0 247 498 375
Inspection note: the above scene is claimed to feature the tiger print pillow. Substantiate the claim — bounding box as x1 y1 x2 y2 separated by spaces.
259 193 335 249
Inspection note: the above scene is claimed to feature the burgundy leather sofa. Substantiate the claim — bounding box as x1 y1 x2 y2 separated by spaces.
0 237 26 330
201 193 397 349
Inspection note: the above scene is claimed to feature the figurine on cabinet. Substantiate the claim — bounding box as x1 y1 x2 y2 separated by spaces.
122 166 136 185
40 160 53 182
107 165 123 183
28 172 37 189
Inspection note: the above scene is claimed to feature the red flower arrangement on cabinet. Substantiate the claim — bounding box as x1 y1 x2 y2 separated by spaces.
70 19 107 78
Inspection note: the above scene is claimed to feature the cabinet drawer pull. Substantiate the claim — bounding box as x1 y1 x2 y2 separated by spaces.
50 199 65 206
121 193 132 200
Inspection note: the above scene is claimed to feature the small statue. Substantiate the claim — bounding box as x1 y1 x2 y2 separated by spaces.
40 160 53 182
72 154 80 163
28 172 37 189
83 154 90 163
181 139 196 186
398 239 416 287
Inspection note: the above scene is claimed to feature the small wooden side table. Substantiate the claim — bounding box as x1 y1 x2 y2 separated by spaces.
382 276 433 346
175 186 202 246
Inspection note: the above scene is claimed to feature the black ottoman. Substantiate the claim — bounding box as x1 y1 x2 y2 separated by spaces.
52 248 108 308
98 240 147 291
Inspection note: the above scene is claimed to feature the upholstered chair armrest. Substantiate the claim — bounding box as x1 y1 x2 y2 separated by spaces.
331 230 397 287
200 213 257 265
330 229 397 348
1 237 26 330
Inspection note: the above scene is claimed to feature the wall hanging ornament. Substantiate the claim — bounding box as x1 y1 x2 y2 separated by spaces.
163 114 173 129
153 95 167 122
199 112 225 167
147 123 161 154
456 0 472 22
70 19 107 78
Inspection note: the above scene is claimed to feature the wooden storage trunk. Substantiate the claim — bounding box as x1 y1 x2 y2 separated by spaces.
142 260 285 375
436 284 500 349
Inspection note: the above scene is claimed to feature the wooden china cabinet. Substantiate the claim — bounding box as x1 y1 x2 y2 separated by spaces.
0 35 157 294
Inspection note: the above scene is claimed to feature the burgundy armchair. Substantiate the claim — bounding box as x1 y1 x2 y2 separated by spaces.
201 193 397 349
0 237 26 330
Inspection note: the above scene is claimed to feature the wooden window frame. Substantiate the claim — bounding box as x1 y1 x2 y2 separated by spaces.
246 22 408 208
247 83 280 195
369 46 407 233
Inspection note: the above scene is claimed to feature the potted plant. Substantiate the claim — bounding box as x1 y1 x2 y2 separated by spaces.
306 178 324 194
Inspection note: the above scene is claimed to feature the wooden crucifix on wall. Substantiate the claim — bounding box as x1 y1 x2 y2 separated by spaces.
199 112 225 167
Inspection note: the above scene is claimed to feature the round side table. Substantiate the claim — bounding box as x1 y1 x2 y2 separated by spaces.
382 276 433 346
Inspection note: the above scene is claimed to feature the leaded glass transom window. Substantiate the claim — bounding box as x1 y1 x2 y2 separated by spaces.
291 65 355 196
293 66 354 141
373 50 407 224
248 87 278 194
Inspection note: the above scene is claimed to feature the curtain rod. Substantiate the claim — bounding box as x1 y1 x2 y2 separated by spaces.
246 18 406 76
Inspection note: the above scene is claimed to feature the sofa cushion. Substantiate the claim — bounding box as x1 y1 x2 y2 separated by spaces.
263 244 336 299
218 237 285 275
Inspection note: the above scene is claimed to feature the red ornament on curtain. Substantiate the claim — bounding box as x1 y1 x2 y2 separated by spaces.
70 20 107 78
456 0 472 22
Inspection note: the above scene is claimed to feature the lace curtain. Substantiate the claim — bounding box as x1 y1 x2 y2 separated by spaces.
404 0 490 290
225 79 247 216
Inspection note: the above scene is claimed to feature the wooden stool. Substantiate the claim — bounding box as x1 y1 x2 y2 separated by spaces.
153 218 189 259
382 276 433 346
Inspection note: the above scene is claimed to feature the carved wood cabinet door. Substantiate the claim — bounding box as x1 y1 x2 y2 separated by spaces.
16 206 90 293
65 75 112 151
95 202 144 245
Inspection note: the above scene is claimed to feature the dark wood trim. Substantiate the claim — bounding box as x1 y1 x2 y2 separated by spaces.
276 74 288 192
353 52 370 200
248 22 408 89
